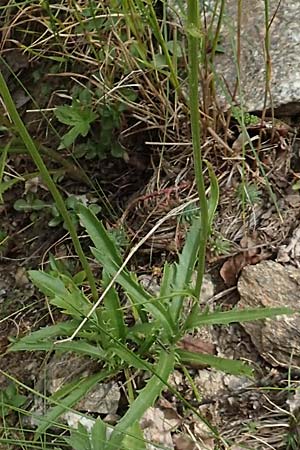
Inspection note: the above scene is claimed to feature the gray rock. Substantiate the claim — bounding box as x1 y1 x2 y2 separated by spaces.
237 260 300 366
141 407 178 450
76 381 120 415
170 0 300 114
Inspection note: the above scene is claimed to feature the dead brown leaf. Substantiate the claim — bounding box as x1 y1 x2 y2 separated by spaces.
174 435 197 450
178 335 215 356
220 236 270 286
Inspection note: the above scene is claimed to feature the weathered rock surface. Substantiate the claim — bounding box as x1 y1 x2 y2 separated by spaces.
141 407 179 450
237 260 300 366
170 0 300 114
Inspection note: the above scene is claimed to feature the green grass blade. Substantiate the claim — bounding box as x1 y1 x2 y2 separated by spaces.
186 0 209 303
0 141 9 204
0 71 97 300
145 0 180 90
205 160 220 232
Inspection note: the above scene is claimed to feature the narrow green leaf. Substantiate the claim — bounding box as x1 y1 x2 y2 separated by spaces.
205 159 219 232
91 419 108 450
177 349 253 377
111 346 153 371
106 350 175 450
102 270 126 342
29 270 96 321
185 307 294 331
78 204 122 266
159 262 172 298
34 370 112 440
56 340 105 359
64 423 91 450
122 421 146 450
60 126 81 148
28 270 66 297
10 339 105 359
167 217 201 322
0 142 8 203
8 320 79 351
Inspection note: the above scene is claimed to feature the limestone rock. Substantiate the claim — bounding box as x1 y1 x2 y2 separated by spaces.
170 1 300 114
237 260 300 366
141 407 177 450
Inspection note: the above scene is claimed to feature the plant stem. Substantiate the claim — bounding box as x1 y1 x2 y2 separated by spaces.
0 70 98 301
186 0 209 301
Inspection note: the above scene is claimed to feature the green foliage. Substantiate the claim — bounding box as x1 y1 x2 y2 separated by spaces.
236 182 261 206
49 195 101 229
55 86 136 160
14 194 50 214
292 180 300 191
1 2 295 448
232 107 260 126
8 206 294 447
55 89 97 150
64 420 107 450
0 142 9 203
0 383 27 417
209 233 232 256
14 193 101 230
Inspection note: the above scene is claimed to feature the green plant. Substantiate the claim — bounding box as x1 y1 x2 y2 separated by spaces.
0 2 295 449
209 232 232 256
55 90 97 150
13 193 101 230
236 182 261 206
56 86 135 160
231 106 260 127
186 0 210 303
49 195 101 229
63 421 107 450
0 383 27 418
14 194 51 216
8 206 292 448
0 70 98 300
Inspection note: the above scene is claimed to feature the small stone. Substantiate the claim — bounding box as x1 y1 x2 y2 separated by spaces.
76 381 120 415
237 260 300 366
191 273 215 304
141 407 176 450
